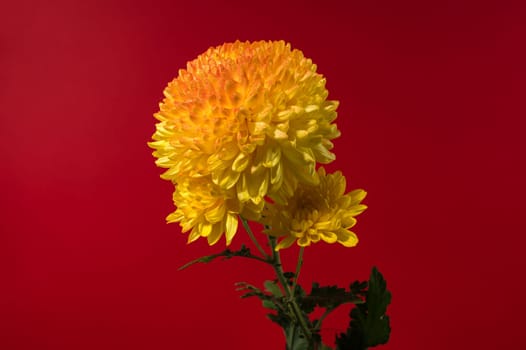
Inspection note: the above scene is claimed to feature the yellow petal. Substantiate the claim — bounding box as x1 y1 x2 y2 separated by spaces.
166 211 184 224
338 230 358 247
304 105 319 113
275 236 297 250
187 227 201 243
348 204 368 216
204 203 226 223
312 144 335 164
207 153 225 172
199 222 212 237
246 171 268 204
350 189 367 205
263 146 281 168
297 236 311 247
342 217 357 229
319 231 338 243
281 144 307 165
294 162 319 185
206 224 222 245
225 213 238 245
218 142 239 161
232 152 250 172
213 168 241 190
314 220 336 231
236 174 250 202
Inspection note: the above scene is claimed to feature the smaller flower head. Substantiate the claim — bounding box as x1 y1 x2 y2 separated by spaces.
166 176 263 246
262 168 367 250
167 177 239 246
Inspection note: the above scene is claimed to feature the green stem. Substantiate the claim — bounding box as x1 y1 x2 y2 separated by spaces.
178 246 271 271
269 237 292 295
314 308 335 331
240 216 269 259
269 237 312 342
291 247 304 298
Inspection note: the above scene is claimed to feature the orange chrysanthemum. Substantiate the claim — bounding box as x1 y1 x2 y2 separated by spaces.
149 40 341 245
262 168 367 250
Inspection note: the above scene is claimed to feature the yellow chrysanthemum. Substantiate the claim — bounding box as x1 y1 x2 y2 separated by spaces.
149 40 342 245
149 40 340 206
167 176 264 245
262 168 367 250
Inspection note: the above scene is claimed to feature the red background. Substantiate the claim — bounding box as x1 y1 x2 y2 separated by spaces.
1 0 525 349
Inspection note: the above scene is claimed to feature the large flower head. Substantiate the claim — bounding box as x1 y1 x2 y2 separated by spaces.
150 40 340 204
149 40 341 245
262 168 367 250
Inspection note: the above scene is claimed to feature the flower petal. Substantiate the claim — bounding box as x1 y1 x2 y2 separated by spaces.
225 213 238 246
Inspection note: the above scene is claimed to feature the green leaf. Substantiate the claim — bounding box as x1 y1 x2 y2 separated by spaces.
264 280 283 297
336 267 391 350
365 267 391 346
350 281 368 296
262 299 278 310
235 282 265 299
301 283 363 314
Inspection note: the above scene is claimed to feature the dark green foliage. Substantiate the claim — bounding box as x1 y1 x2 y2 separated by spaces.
301 283 364 313
181 247 391 350
336 267 391 350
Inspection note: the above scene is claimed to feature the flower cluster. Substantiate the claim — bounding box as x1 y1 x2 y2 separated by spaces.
150 40 365 247
149 41 340 244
